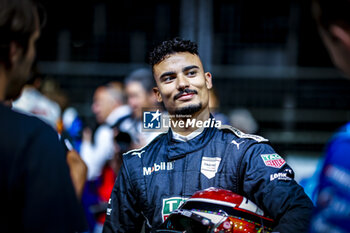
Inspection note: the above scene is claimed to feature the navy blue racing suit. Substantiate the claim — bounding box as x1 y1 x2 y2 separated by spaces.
103 122 313 233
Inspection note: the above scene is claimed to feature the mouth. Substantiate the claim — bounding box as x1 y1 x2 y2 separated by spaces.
174 89 198 101
177 93 195 101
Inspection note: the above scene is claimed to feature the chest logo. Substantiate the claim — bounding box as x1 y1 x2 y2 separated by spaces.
143 161 174 176
201 157 222 179
261 153 286 168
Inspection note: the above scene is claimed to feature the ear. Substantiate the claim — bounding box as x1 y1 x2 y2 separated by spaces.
205 72 213 90
153 87 163 103
329 25 350 50
9 42 23 66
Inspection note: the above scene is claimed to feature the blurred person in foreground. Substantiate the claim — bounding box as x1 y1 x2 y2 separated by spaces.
123 68 162 148
103 38 313 233
309 0 350 232
0 0 87 232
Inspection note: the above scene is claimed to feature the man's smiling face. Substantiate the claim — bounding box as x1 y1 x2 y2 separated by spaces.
153 52 212 116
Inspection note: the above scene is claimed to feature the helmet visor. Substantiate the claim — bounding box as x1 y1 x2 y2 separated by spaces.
154 209 215 233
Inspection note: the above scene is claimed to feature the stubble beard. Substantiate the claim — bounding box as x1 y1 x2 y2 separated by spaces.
174 103 202 116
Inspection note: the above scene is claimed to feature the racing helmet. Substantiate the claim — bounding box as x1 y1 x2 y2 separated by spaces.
154 187 274 233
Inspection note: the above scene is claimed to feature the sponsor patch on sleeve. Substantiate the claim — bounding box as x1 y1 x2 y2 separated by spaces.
270 169 293 181
261 153 286 168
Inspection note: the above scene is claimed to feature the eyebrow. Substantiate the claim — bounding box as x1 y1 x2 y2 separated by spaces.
159 65 200 80
159 71 176 80
183 65 199 72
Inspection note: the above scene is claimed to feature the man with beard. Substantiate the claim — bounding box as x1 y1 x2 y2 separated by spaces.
0 0 87 232
103 38 313 233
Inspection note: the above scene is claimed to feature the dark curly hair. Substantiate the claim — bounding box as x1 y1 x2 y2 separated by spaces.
149 37 198 67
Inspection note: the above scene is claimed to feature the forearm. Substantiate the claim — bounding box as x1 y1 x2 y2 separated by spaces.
66 149 87 199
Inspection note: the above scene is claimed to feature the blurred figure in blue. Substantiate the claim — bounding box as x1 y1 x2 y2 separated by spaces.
309 0 350 232
62 107 84 151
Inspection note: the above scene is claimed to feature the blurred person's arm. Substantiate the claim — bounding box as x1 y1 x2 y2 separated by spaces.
66 149 87 199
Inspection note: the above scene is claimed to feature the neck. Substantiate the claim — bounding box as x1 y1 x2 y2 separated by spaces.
170 107 210 136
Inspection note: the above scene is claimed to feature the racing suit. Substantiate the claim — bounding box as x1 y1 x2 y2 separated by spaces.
103 121 313 233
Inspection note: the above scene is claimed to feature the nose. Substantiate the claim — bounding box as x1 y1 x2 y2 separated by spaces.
176 74 190 90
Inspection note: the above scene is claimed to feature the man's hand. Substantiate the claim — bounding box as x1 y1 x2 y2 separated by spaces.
66 150 87 199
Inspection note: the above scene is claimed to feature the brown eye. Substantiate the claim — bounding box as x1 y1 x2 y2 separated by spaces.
188 70 197 76
163 76 175 83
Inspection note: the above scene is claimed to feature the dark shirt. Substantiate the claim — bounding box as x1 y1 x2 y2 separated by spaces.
0 104 87 232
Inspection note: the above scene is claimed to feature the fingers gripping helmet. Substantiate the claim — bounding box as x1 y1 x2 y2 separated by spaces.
155 187 274 233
